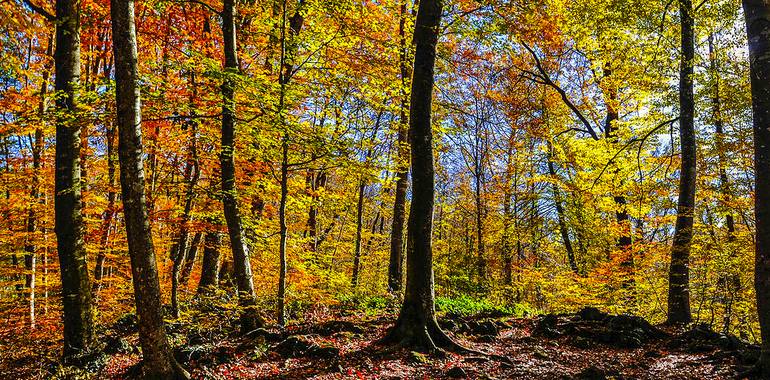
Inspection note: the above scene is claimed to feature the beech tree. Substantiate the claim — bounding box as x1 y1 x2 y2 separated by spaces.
744 0 770 376
380 0 458 351
111 0 189 376
667 0 696 325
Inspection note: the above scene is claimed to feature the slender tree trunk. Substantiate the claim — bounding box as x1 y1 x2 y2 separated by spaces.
388 0 410 293
351 181 366 287
110 1 189 377
180 232 202 286
197 230 221 293
171 123 200 318
278 131 289 325
93 123 117 294
547 147 578 274
54 0 95 360
380 0 460 352
667 0 696 325
743 0 770 376
220 0 261 334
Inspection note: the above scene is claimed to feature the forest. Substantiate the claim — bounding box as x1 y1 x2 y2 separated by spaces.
2 0 770 378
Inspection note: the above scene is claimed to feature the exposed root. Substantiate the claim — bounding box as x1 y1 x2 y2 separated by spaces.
377 317 513 365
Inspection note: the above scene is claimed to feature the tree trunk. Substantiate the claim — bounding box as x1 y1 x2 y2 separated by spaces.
171 122 200 318
743 0 770 375
93 123 116 294
220 0 261 334
547 146 578 274
380 0 459 352
180 232 202 287
197 230 221 293
54 0 95 360
388 0 410 294
667 0 696 325
351 181 366 287
110 0 189 377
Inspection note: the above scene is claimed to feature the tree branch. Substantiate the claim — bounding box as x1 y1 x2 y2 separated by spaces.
23 0 55 21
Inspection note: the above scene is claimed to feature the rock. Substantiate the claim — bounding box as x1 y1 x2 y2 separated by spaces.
175 344 216 364
446 366 467 378
439 319 458 331
577 307 608 322
309 344 340 359
532 347 550 360
274 335 339 359
314 320 365 336
274 335 316 357
112 313 138 334
572 336 595 349
471 320 499 336
669 323 749 354
409 351 430 364
532 315 562 338
477 334 497 343
576 365 609 380
103 335 132 355
246 328 283 343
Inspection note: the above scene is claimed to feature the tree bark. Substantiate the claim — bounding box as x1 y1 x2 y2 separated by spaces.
220 0 261 334
93 123 117 294
110 0 189 377
171 120 200 318
743 0 770 375
197 230 221 293
388 0 410 294
547 145 578 274
54 0 95 360
180 232 202 286
351 181 366 287
380 0 459 352
667 0 696 325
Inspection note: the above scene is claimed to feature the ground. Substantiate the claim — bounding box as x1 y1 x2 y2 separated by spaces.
1 303 757 379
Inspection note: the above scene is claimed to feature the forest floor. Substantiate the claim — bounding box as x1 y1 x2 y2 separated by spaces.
1 302 760 379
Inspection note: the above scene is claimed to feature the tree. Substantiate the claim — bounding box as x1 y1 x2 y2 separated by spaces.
380 0 459 351
743 0 770 376
110 0 189 376
47 0 97 360
667 0 696 325
388 0 410 293
220 0 261 333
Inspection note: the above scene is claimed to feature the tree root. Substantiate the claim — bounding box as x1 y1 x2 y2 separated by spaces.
377 318 513 365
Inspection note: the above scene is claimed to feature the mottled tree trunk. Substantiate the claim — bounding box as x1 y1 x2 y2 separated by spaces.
93 123 116 295
54 0 95 360
667 0 696 325
180 232 202 286
220 0 261 334
547 147 578 274
743 0 770 375
197 230 221 293
110 0 189 377
381 0 458 352
351 181 366 287
388 0 410 293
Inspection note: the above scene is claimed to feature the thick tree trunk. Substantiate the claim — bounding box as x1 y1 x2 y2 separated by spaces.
110 0 189 377
381 0 459 352
54 0 95 360
388 0 410 293
197 230 221 293
743 0 770 376
220 0 261 334
667 0 696 325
